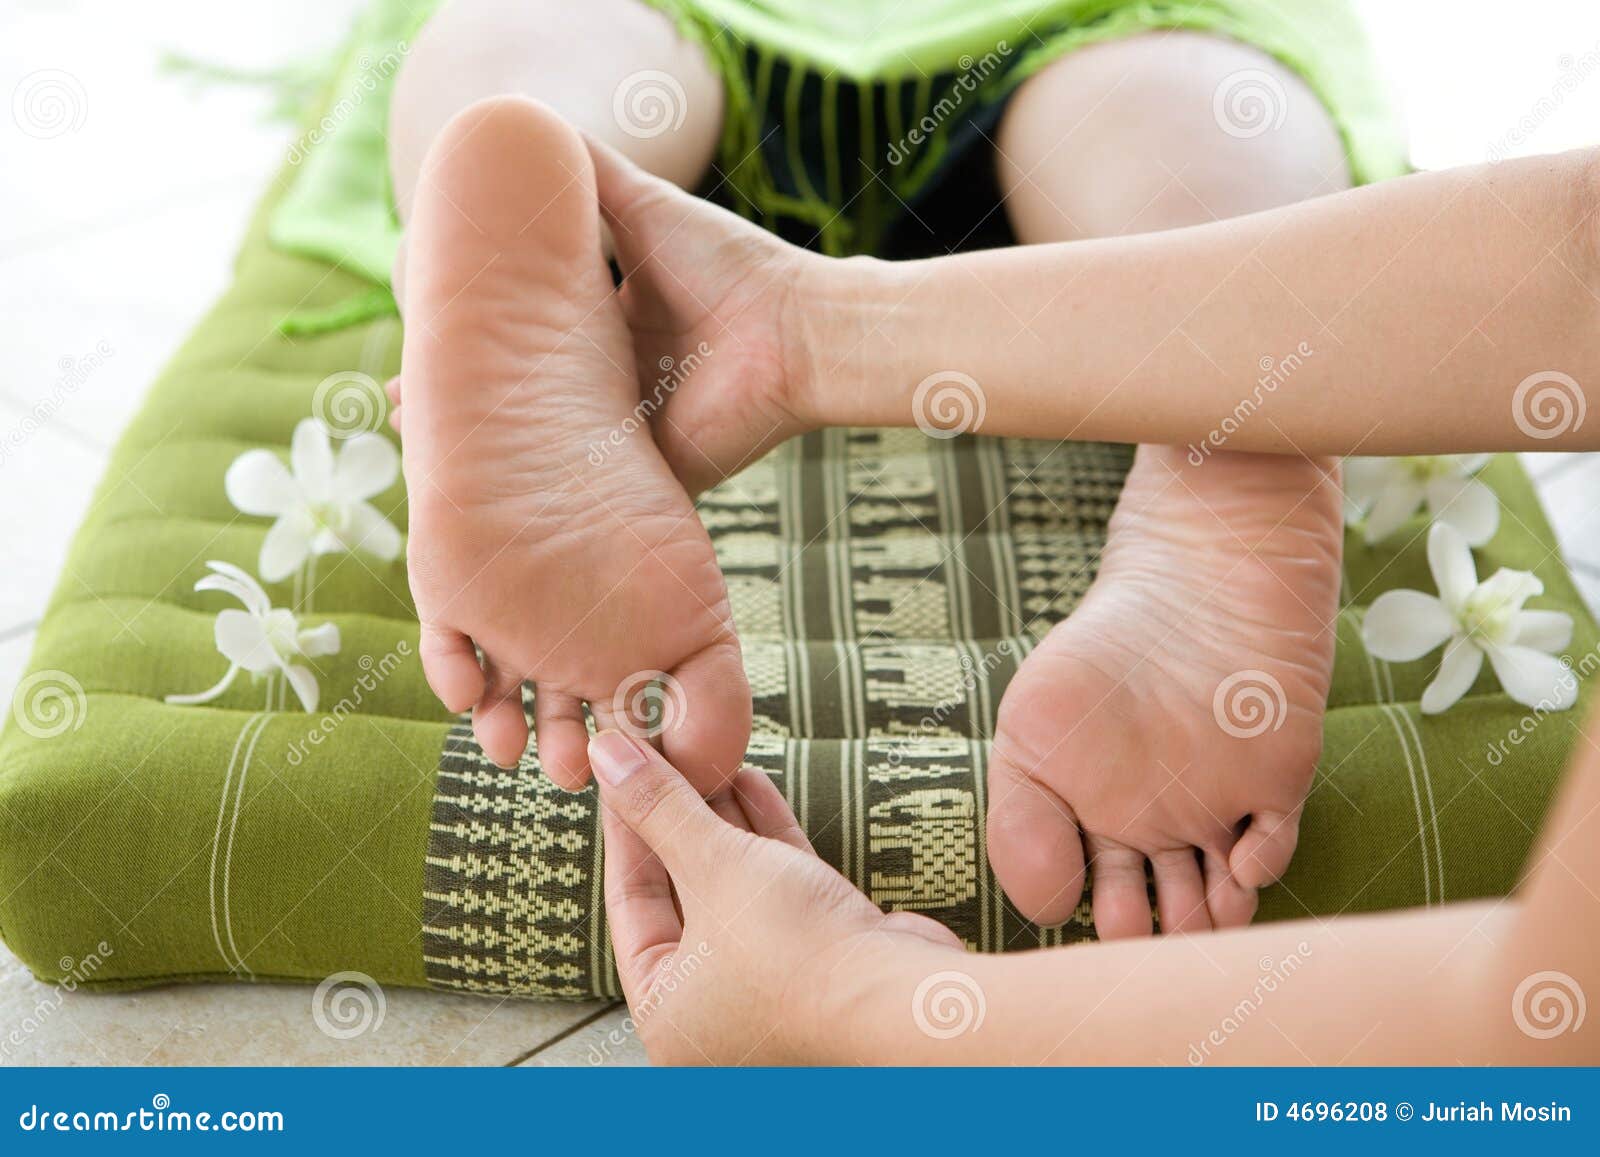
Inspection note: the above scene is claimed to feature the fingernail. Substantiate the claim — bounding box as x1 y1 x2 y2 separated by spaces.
589 730 649 786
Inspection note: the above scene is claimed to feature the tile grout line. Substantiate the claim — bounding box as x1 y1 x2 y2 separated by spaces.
501 1002 625 1067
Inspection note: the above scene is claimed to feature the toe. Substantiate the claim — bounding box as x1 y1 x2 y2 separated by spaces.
1087 837 1154 939
1150 848 1211 934
418 622 484 713
1202 848 1259 929
1229 808 1303 890
985 750 1086 926
533 688 592 791
473 660 529 769
660 640 751 795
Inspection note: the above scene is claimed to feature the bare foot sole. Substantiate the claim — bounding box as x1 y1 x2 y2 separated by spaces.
986 446 1342 935
399 96 749 787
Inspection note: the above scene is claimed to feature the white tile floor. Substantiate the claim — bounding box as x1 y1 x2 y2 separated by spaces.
3 1 1600 1066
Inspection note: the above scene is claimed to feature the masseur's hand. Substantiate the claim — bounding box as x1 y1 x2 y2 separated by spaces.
590 729 964 1064
582 139 827 496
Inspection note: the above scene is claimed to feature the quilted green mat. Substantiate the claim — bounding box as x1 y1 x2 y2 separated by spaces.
2 153 1595 1001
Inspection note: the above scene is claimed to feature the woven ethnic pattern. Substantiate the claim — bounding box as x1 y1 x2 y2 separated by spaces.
420 431 1132 995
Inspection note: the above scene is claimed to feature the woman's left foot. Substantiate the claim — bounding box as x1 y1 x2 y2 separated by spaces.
986 447 1342 935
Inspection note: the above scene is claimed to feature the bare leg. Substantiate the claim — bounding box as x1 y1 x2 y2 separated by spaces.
388 0 724 222
985 33 1351 934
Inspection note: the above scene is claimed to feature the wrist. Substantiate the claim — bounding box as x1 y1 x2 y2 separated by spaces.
785 253 898 429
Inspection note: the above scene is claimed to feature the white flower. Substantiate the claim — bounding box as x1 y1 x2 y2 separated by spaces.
225 418 401 582
1343 454 1499 546
1362 522 1576 715
167 561 341 712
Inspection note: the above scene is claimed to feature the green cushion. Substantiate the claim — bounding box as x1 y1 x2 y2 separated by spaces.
0 5 1591 998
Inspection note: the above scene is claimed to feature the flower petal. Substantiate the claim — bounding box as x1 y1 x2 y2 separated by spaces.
333 433 399 501
1362 590 1455 661
1420 636 1484 714
297 622 342 658
342 501 403 562
195 560 271 616
1486 644 1579 711
1474 567 1544 619
1427 521 1478 610
291 418 335 503
283 664 320 713
259 514 313 583
1514 609 1574 654
166 663 240 706
215 608 278 673
1424 475 1500 547
1340 458 1393 513
1361 476 1425 544
224 450 298 517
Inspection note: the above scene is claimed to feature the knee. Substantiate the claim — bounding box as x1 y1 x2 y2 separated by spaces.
997 31 1351 241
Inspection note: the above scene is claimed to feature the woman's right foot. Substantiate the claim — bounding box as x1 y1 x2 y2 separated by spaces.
400 96 749 789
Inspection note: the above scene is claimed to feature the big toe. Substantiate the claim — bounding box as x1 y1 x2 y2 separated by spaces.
985 749 1087 926
659 639 751 795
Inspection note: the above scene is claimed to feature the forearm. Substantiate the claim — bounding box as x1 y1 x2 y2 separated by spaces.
799 149 1600 455
818 905 1507 1066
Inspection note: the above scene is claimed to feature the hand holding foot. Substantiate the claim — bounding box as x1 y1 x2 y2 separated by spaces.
986 447 1342 935
399 96 750 790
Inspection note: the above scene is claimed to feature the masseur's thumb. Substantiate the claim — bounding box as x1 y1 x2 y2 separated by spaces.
582 134 687 274
589 729 725 875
